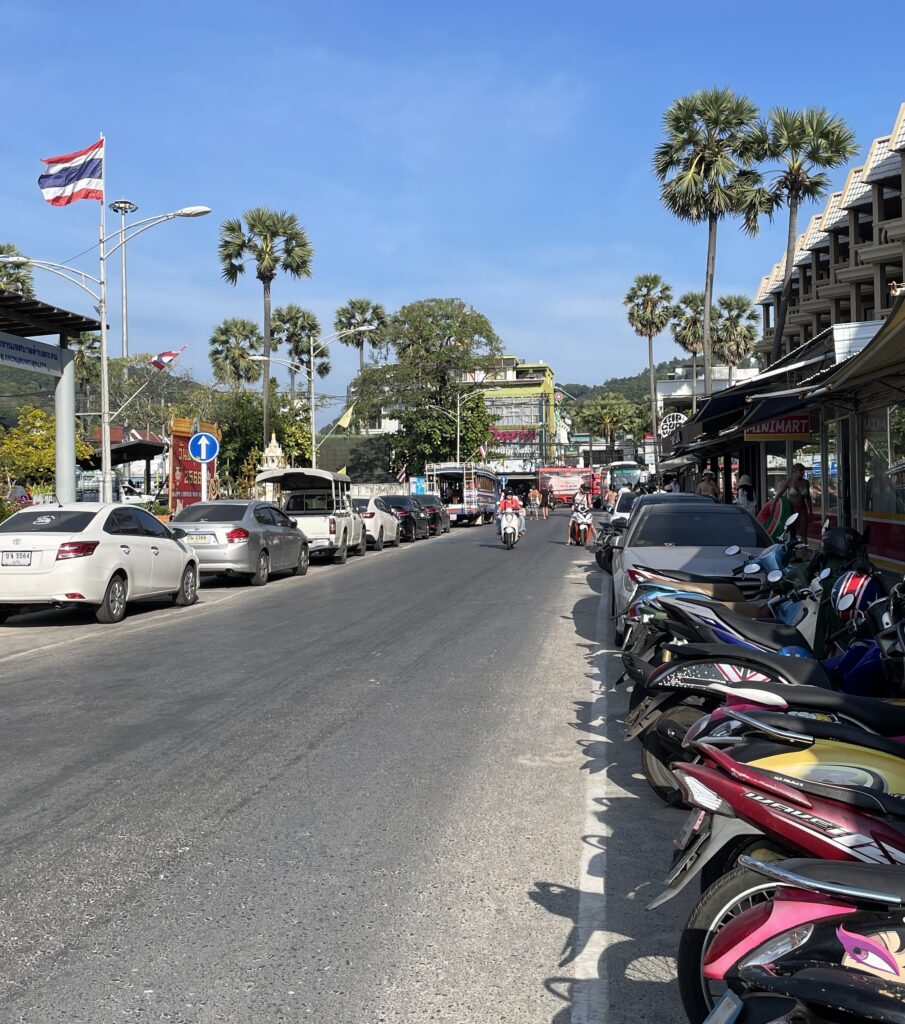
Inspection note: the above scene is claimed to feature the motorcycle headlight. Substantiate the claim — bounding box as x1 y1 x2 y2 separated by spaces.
738 924 814 969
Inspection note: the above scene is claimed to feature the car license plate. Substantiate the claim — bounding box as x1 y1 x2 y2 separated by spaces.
449 514 457 521
703 990 743 1024
187 534 214 544
1 550 32 566
676 809 707 852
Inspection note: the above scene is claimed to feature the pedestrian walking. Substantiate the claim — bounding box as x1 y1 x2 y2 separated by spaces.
695 469 721 499
736 474 757 514
528 485 540 520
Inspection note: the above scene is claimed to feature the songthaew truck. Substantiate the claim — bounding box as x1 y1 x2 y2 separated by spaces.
255 469 367 564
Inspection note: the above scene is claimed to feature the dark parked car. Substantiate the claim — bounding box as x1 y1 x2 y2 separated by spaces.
383 494 430 541
417 493 450 536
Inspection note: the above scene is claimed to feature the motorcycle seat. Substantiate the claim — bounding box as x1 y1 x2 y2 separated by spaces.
682 599 805 651
636 565 740 586
747 858 905 905
731 683 905 737
661 642 833 689
731 709 905 761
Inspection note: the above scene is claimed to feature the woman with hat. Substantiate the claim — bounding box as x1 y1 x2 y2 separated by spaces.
736 474 757 514
695 468 720 499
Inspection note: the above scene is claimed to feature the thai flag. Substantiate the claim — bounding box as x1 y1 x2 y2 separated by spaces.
148 347 185 371
478 444 487 459
38 139 104 206
396 464 407 483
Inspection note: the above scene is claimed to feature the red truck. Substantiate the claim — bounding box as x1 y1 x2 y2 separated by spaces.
538 467 599 505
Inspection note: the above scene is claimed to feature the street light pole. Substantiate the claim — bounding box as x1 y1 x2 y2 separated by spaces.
309 333 317 469
109 199 138 357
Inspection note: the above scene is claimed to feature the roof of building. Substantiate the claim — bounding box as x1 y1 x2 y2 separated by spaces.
840 166 871 211
0 289 102 337
755 274 773 304
891 102 905 153
863 135 900 184
820 190 847 232
800 214 829 256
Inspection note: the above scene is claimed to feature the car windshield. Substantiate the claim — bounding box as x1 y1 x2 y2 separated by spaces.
615 493 637 514
352 499 370 511
172 504 248 523
0 509 96 533
630 507 770 548
384 497 411 509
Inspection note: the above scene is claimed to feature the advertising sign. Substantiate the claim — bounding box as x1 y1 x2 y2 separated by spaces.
744 414 811 442
168 417 221 512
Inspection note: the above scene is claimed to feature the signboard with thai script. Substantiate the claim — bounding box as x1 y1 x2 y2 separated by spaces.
168 417 221 512
0 330 64 376
744 414 811 442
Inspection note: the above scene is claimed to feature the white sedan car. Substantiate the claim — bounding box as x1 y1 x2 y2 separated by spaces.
0 503 199 624
352 497 401 550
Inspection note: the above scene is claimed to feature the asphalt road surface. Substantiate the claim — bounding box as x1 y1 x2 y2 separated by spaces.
0 511 694 1023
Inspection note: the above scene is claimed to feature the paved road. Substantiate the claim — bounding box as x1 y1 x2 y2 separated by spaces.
0 512 694 1023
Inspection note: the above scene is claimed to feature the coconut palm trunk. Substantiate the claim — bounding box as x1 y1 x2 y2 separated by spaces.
702 213 718 397
772 197 799 362
648 332 658 471
262 278 273 444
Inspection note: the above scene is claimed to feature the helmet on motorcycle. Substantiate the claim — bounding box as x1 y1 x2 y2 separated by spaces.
822 525 865 561
832 570 882 620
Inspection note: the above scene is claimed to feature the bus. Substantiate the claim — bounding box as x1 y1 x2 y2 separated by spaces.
606 461 644 489
425 462 498 526
538 467 598 505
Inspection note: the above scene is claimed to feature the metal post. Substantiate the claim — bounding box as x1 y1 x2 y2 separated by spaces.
456 392 461 464
309 334 317 469
201 461 208 502
110 199 138 357
98 136 113 504
55 339 76 503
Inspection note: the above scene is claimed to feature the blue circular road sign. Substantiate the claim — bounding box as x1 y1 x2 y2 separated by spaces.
188 431 219 464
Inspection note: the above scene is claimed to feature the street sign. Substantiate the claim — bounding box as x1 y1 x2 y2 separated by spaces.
188 432 219 464
499 475 508 487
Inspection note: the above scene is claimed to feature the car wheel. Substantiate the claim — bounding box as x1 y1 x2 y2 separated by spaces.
291 544 309 577
393 526 401 547
174 564 199 606
375 529 384 552
250 551 270 586
356 531 367 556
96 573 128 623
334 538 348 564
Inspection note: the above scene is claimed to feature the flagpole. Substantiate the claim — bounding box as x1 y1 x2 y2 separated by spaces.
97 130 113 503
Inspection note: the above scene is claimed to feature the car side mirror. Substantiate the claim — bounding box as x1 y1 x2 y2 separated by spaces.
171 527 186 540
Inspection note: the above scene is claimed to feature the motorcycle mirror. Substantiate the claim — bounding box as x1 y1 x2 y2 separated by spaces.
837 593 856 612
784 512 799 529
823 518 830 531
819 567 832 581
724 544 741 556
743 562 762 574
767 569 784 584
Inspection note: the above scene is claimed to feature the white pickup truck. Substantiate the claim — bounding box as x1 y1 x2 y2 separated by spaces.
255 469 367 564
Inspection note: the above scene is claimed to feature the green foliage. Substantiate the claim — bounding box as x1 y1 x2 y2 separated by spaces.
280 416 313 464
0 243 35 298
353 298 501 473
624 274 674 341
272 305 329 380
70 332 100 381
334 299 388 373
209 318 264 387
0 405 93 484
575 393 645 443
714 294 759 369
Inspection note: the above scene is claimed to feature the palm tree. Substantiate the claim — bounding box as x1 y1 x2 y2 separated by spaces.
70 332 100 381
272 304 330 402
755 108 857 362
654 87 767 398
334 298 387 374
209 318 264 389
624 274 673 473
218 207 314 444
0 243 34 297
713 294 759 386
669 292 708 415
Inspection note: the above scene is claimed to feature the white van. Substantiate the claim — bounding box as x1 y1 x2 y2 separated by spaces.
255 469 367 564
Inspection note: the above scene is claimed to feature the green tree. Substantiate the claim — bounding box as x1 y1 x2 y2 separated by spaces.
354 298 501 472
334 298 388 374
0 243 34 297
669 292 714 415
654 87 766 397
713 294 759 385
218 207 314 444
624 274 673 472
754 108 858 361
70 332 100 381
272 304 328 402
209 318 264 389
0 405 92 484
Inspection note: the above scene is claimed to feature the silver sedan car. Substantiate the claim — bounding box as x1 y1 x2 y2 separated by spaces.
171 500 309 586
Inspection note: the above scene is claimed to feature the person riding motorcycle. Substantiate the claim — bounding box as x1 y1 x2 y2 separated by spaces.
497 488 525 536
568 484 596 545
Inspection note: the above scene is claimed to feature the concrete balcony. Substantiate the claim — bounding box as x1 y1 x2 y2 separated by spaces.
657 366 760 409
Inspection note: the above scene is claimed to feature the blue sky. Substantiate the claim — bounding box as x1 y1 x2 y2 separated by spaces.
1 0 901 405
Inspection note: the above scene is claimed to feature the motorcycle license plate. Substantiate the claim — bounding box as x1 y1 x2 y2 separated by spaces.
665 814 711 885
676 809 707 852
703 990 743 1024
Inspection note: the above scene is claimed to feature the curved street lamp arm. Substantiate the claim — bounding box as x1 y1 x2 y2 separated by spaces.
0 258 101 300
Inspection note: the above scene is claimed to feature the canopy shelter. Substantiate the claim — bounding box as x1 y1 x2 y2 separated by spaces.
0 289 101 502
78 437 167 494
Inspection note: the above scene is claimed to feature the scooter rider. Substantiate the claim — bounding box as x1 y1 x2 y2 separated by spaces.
568 483 597 545
497 487 526 536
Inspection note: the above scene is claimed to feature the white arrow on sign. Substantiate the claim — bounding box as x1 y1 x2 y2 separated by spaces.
197 435 211 460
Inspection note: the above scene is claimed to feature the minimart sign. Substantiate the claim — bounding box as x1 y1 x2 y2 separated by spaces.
744 414 811 442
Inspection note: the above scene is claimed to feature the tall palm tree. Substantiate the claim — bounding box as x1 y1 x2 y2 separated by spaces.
272 304 330 402
755 108 857 362
0 243 34 297
218 207 314 444
713 294 759 386
669 292 708 415
209 318 264 389
70 332 100 381
334 298 387 374
654 87 767 398
624 274 673 473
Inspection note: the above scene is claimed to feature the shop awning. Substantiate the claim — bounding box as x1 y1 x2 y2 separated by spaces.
658 454 700 472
